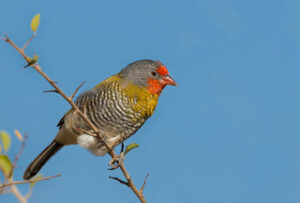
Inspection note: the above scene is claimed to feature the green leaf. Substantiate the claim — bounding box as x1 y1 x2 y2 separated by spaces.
0 155 12 177
31 55 39 63
124 143 139 156
30 174 43 189
0 145 2 154
31 13 41 33
0 131 11 151
24 55 39 68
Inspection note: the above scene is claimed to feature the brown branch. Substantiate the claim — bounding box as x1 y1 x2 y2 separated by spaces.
2 34 147 203
109 176 129 186
140 173 149 194
0 174 61 189
71 81 85 100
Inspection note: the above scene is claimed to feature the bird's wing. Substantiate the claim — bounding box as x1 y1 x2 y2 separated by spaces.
56 89 96 129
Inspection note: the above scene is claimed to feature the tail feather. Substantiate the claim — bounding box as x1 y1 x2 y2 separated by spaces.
23 140 63 180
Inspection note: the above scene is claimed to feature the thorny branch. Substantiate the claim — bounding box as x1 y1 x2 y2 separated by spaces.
2 33 148 203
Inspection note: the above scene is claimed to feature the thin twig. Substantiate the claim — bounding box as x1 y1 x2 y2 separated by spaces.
109 176 129 186
0 174 61 189
71 81 85 100
9 134 28 178
140 173 149 194
21 35 35 51
3 34 147 203
76 128 97 137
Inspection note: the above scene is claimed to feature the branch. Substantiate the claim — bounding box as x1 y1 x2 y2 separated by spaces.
0 174 61 189
2 34 147 203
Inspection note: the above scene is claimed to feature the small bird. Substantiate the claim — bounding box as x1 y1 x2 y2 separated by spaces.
23 59 176 180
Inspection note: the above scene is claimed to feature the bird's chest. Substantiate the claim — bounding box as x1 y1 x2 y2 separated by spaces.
131 94 158 120
122 86 159 121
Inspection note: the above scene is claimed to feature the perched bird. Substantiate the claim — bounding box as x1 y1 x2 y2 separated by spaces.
23 59 176 180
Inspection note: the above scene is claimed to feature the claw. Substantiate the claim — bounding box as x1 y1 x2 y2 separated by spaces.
108 153 124 170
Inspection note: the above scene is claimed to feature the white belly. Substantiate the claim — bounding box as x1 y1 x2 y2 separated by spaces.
77 134 120 156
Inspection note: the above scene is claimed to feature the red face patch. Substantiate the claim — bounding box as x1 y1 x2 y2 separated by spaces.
156 65 169 76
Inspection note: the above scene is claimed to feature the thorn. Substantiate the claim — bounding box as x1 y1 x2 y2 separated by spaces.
1 34 8 42
140 173 149 193
43 89 58 93
109 176 129 186
71 81 86 100
2 33 9 41
22 35 35 51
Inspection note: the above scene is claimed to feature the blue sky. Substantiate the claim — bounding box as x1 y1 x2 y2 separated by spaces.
1 0 300 202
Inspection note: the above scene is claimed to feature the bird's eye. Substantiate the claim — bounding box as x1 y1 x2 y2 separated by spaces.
151 71 157 76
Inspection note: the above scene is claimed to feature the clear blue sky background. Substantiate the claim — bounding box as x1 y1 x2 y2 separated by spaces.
1 0 300 202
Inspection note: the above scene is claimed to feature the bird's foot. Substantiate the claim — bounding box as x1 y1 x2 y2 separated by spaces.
108 154 124 170
108 143 125 170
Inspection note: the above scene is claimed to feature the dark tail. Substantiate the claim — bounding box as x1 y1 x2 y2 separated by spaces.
23 140 63 180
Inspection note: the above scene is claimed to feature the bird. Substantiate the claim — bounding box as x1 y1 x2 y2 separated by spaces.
23 59 177 180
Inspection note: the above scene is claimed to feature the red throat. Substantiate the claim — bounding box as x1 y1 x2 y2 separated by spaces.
147 78 166 95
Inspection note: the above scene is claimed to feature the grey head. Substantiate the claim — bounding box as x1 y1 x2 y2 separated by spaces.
119 59 164 87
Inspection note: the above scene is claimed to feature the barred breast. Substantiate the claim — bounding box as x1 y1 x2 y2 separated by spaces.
72 76 156 150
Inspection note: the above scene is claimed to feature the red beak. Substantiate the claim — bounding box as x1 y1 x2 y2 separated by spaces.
161 75 177 86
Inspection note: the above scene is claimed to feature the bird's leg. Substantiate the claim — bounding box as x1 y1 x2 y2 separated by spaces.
96 135 107 148
108 142 125 170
